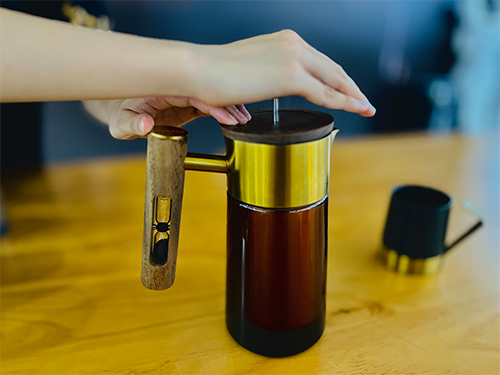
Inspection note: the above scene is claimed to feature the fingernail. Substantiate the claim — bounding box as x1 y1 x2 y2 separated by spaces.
139 117 146 134
239 105 252 121
355 99 369 111
234 108 249 124
241 107 252 121
355 99 376 115
226 113 238 125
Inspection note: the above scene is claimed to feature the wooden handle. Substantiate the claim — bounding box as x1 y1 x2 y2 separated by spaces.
142 126 188 290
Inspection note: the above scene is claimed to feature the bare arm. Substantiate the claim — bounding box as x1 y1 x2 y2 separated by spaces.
0 8 199 102
1 8 375 139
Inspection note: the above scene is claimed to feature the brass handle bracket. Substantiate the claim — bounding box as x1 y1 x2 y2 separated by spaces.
185 153 228 174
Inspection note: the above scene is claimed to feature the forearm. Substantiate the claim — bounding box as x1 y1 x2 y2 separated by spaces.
0 8 197 102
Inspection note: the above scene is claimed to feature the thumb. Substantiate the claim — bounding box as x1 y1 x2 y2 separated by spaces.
109 110 154 140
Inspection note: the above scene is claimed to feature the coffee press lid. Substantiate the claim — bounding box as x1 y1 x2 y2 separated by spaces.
220 109 334 145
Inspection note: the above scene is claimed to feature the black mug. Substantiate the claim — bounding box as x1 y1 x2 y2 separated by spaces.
382 185 483 275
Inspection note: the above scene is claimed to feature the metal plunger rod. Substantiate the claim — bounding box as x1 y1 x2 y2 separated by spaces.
273 98 279 124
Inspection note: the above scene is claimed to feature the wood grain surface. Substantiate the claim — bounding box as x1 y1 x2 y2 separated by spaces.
1 132 498 375
142 130 187 290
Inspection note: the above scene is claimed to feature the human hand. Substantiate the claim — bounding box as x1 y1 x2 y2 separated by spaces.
190 30 375 117
1 10 374 118
86 96 251 140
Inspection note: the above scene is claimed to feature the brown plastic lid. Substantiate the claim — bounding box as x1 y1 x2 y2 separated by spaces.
220 109 334 145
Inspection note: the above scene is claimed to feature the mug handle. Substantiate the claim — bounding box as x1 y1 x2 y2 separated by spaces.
444 201 483 253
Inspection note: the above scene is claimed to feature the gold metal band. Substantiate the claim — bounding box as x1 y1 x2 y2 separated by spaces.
150 127 188 141
381 246 443 275
168 126 337 208
225 132 336 208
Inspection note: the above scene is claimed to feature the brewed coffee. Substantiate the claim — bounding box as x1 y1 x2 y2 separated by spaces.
226 194 328 357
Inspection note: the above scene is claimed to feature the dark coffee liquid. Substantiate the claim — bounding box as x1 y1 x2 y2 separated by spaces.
226 193 328 357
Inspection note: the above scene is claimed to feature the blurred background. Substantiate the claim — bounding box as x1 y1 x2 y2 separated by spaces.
1 0 499 172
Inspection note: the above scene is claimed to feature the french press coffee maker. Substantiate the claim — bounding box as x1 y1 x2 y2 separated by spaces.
141 103 337 357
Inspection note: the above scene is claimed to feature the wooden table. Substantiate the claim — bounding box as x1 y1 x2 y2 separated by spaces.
1 132 499 374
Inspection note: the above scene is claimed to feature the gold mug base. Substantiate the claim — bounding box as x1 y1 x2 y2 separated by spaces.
381 246 443 275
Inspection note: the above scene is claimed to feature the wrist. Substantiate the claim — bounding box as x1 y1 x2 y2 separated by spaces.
174 43 222 104
147 39 202 99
